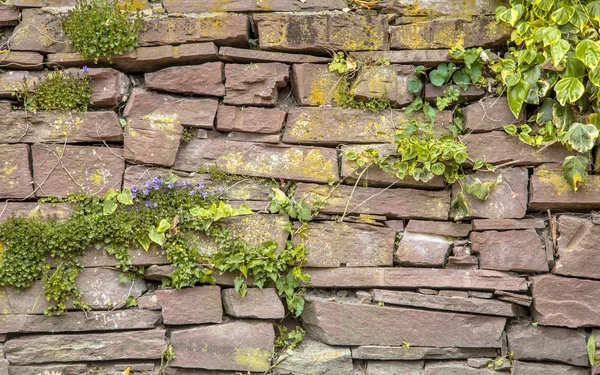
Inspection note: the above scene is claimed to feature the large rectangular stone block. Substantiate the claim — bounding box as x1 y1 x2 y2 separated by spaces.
145 63 225 97
463 97 525 133
352 346 498 360
553 215 600 279
10 9 73 54
155 286 222 325
224 63 289 106
216 105 285 134
162 0 346 12
0 144 33 199
219 46 331 64
529 167 600 210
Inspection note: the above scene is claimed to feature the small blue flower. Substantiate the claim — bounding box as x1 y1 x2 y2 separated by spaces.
201 191 209 198
152 184 160 190
142 189 149 196
167 183 174 189
218 186 225 193
189 191 195 196
153 202 158 208
182 180 190 187
82 65 89 73
145 201 152 207
131 186 138 193
131 192 137 199
199 182 205 188
176 182 183 188
145 181 153 189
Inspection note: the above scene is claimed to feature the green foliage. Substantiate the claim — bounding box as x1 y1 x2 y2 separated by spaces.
435 86 461 110
198 164 278 188
181 127 197 143
588 334 600 366
13 68 93 112
62 0 141 63
269 187 313 222
274 325 306 352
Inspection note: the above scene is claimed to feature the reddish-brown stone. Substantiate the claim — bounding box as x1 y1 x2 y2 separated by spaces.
124 116 183 167
162 0 346 12
395 232 453 267
10 9 73 54
224 63 289 106
0 144 33 199
351 50 456 67
472 218 546 231
221 288 284 319
352 346 497 360
155 286 223 325
219 46 331 64
0 4 19 26
554 215 600 279
216 105 285 134
406 220 471 237
0 202 71 222
350 65 415 106
0 51 43 70
145 63 225 97
463 97 525 133
529 168 600 210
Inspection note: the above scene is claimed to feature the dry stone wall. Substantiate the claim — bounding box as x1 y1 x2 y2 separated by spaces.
0 1 598 375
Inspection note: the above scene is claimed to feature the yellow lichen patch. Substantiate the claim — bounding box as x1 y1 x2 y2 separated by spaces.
535 169 571 196
50 115 83 139
256 0 272 11
433 23 466 49
393 23 429 49
142 113 180 132
234 348 271 370
309 74 340 106
87 168 111 188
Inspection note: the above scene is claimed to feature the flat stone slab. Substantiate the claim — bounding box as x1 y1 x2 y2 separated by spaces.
406 220 471 237
219 46 330 64
463 97 525 133
371 289 518 317
175 139 339 183
272 338 353 375
124 115 183 167
145 63 225 97
511 361 589 375
302 298 506 347
395 232 453 267
216 105 285 134
10 9 73 54
8 365 88 375
305 268 528 292
4 329 166 364
352 346 498 360
0 202 71 222
155 286 223 325
0 51 43 70
163 0 345 12
224 63 289 106
553 215 600 279
0 144 33 199
529 167 600 210
366 361 424 375
170 320 274 371
31 144 125 198
221 288 284 319
351 50 455 67
424 361 498 374
295 183 450 220
472 218 546 231
375 0 502 15
254 12 388 53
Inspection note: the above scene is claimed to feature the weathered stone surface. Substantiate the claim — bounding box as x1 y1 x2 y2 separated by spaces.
424 361 497 374
124 115 183 167
367 360 424 375
8 365 88 375
303 298 506 347
163 0 346 13
377 0 502 15
139 14 249 47
224 63 289 106
299 221 395 267
0 202 72 222
170 321 274 371
554 215 600 279
0 52 43 70
494 290 533 306
425 84 486 102
291 64 340 106
155 286 222 325
211 131 280 144
222 288 284 319
0 310 161 333
4 330 166 364
175 140 339 183
124 88 218 129
145 63 225 97
463 131 573 166
76 268 147 309
0 4 19 26
471 229 548 273
452 168 528 219
532 275 600 327
529 167 600 210
295 183 450 220
395 232 453 267
390 16 510 49
464 97 525 133
219 46 330 64
352 50 455 67
406 220 471 237
255 12 388 53
272 338 353 375
283 107 451 145
352 346 498 360
0 144 33 199
13 0 76 6
306 268 528 292
32 144 125 197
371 289 518 317
507 323 588 366
10 9 73 54
216 105 285 134
511 361 589 375
472 218 546 231
48 43 219 73
0 111 123 143
75 246 169 267
350 65 415 106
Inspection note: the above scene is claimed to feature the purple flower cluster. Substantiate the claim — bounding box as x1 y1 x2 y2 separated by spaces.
129 176 214 208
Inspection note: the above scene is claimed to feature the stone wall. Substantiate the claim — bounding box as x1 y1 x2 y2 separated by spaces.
0 0 598 374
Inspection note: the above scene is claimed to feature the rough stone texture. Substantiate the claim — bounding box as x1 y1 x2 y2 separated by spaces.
272 339 353 375
511 361 589 375
390 16 510 49
0 4 19 27
154 286 223 325
0 52 43 70
506 323 588 366
532 275 600 327
303 298 506 347
529 167 600 210
221 288 284 319
138 14 250 47
124 88 219 129
254 12 388 53
350 65 415 106
463 97 525 133
0 310 161 333
216 105 285 134
295 183 451 220
352 346 498 360
219 46 331 64
8 365 88 375
424 361 497 374
76 268 147 309
0 144 33 199
124 115 183 167
47 43 219 73
170 321 274 371
10 9 73 54
472 218 546 231
31 144 125 198
163 0 346 12
13 0 76 5
463 132 573 166
471 229 548 273
145 63 225 97
299 221 394 267
352 50 455 67
554 215 600 279
395 232 453 267
306 268 528 292
451 168 529 219
224 63 289 106
371 289 518 317
366 360 424 375
0 202 72 222
174 140 339 183
425 84 486 102
4 330 166 364
406 220 471 237
75 246 169 267
291 64 341 106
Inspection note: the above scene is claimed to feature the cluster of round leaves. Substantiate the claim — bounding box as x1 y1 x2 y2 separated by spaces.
493 0 600 190
13 67 93 112
0 175 309 316
62 0 141 63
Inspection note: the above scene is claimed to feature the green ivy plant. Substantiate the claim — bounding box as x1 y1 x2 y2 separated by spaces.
62 0 142 63
490 0 600 190
13 68 93 112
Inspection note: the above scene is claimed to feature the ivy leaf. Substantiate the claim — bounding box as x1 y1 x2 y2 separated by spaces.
551 6 575 25
423 102 436 124
156 218 171 233
534 0 553 12
452 70 470 91
590 66 600 86
507 79 529 118
429 69 446 86
551 39 570 67
564 123 599 152
555 77 585 105
561 57 586 78
148 229 165 247
466 175 503 201
104 189 119 200
450 192 469 221
504 124 518 135
587 1 600 23
431 162 445 175
497 6 522 27
117 188 133 205
294 298 305 317
535 27 560 47
408 77 423 93
576 40 600 68
571 5 588 31
137 234 151 252
501 70 521 87
589 334 597 366
449 45 465 59
562 155 588 191
103 199 117 215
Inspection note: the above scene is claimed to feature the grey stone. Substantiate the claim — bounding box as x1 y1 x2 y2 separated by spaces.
463 97 525 133
162 0 346 12
511 361 589 375
366 361 424 375
350 65 415 106
221 288 284 319
423 361 497 374
8 365 88 375
553 215 600 279
352 346 498 360
272 338 353 375
472 219 546 231
216 105 285 134
155 286 223 325
395 232 453 267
